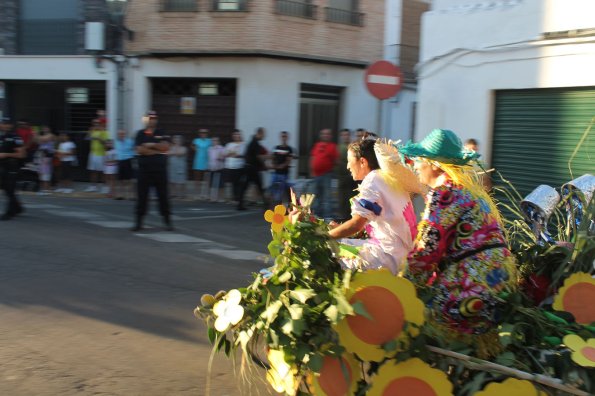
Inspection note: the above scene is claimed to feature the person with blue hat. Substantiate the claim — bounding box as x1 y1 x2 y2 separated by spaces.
0 117 26 220
399 129 516 355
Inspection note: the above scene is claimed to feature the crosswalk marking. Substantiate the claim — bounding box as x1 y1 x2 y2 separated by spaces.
135 233 211 243
44 210 104 220
200 249 265 261
25 204 62 209
87 221 135 229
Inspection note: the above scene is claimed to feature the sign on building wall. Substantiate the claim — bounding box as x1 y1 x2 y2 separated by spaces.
180 97 196 114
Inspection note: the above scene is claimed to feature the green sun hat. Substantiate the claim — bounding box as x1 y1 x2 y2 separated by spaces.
399 129 479 165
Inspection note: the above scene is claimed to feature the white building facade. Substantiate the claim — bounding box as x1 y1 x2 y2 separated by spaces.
416 0 595 195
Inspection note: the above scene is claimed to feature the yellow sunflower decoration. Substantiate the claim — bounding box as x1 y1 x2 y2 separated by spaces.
368 358 453 396
564 334 595 368
266 349 298 395
334 269 425 362
473 378 546 396
265 205 288 233
307 353 360 396
552 272 595 324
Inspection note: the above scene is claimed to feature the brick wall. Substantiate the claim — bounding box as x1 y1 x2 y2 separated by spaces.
0 0 18 55
124 0 385 64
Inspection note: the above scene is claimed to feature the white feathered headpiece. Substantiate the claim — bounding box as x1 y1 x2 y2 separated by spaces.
374 139 425 195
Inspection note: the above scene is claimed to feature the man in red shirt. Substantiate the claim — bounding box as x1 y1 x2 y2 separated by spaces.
309 128 338 219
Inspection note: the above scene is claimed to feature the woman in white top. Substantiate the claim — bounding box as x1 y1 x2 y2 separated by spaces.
56 132 76 193
224 130 245 203
328 138 423 275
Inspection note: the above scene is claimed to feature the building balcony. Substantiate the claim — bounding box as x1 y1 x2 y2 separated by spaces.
275 0 317 20
324 7 364 26
160 0 198 12
210 0 248 12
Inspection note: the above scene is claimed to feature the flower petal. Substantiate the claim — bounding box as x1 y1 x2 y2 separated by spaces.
214 316 231 332
563 334 584 351
271 221 284 233
213 300 227 317
264 210 275 223
226 289 242 305
274 205 287 216
227 305 245 326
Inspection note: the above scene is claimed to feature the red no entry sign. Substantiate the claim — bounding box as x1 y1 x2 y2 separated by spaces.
364 60 403 100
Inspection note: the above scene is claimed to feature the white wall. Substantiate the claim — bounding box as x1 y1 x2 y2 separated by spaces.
0 55 117 136
127 57 378 154
415 0 595 164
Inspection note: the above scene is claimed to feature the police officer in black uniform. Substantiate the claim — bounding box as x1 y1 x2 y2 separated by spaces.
132 111 173 231
0 117 25 220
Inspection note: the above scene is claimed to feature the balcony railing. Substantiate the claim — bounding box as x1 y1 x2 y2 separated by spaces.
324 7 364 26
160 0 197 12
211 0 248 11
275 0 317 20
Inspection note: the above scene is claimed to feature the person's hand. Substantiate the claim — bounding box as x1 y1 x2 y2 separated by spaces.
0 153 6 159
328 220 340 229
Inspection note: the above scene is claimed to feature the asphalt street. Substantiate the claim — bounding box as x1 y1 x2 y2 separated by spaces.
0 192 273 396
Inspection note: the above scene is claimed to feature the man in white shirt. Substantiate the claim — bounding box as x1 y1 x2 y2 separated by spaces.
224 129 245 203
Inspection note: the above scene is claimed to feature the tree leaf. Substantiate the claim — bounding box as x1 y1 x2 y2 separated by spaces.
260 300 283 324
352 300 373 321
288 304 304 320
207 327 216 345
289 288 316 304
324 305 339 323
308 353 324 373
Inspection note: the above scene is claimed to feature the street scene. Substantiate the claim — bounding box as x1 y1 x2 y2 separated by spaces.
1 0 595 396
1 193 269 395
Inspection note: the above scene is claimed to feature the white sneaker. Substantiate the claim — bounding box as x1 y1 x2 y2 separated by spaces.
85 186 97 192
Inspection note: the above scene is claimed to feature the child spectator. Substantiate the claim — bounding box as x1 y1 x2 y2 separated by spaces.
37 126 55 195
103 140 118 198
192 128 211 199
168 135 188 199
115 129 135 200
56 133 76 193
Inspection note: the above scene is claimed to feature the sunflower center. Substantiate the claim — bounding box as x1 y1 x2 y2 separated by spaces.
562 282 595 324
273 213 284 224
318 356 352 396
382 376 437 396
582 346 595 362
347 286 405 345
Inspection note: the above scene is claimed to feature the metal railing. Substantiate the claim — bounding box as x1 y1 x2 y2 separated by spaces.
275 0 317 19
160 0 198 12
211 0 248 11
324 7 364 26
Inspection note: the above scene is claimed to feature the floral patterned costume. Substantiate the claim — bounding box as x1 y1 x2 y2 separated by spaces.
407 177 516 335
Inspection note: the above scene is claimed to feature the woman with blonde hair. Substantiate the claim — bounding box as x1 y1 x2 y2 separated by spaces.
400 129 516 354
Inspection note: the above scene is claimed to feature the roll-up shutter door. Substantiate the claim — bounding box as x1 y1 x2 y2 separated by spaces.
492 87 595 200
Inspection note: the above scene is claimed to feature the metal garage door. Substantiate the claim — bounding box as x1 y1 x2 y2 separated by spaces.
492 87 594 200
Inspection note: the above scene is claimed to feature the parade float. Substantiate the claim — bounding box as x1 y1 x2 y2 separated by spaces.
195 150 594 395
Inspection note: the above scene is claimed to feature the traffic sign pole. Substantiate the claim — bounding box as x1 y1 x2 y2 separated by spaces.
364 60 403 135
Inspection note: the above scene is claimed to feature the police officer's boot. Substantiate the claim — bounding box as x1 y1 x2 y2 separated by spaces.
163 215 174 231
131 216 143 232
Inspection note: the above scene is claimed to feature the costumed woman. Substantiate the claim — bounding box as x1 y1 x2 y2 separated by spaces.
328 137 424 275
399 129 517 354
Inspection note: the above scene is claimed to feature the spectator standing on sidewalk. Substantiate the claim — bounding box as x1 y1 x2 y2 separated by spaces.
0 117 25 220
270 131 294 204
56 132 76 193
132 111 172 231
114 129 135 200
16 120 34 163
310 128 338 219
37 126 56 195
168 135 188 199
86 119 109 193
224 129 245 203
103 139 118 198
208 136 226 202
336 128 357 220
237 127 269 211
191 128 211 199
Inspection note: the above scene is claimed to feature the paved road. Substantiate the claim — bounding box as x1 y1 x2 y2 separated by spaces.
0 193 273 395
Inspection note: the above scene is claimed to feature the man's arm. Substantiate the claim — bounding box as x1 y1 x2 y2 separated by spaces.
328 214 368 239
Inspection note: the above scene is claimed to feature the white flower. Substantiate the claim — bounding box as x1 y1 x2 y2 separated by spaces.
213 289 245 332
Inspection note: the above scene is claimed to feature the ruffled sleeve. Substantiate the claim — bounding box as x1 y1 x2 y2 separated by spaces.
351 173 383 221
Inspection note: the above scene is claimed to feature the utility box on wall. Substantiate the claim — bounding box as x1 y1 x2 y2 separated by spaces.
85 22 105 51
